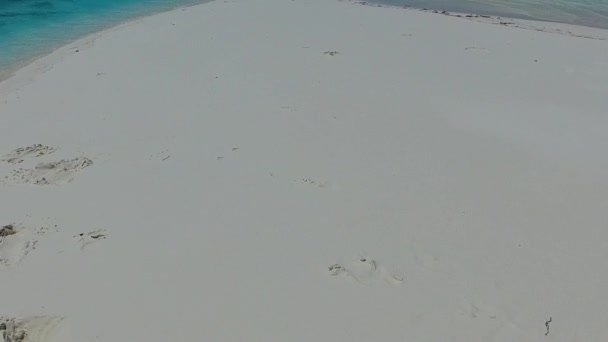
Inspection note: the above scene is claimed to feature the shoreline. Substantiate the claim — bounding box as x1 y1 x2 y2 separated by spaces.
350 0 608 40
0 0 209 85
363 0 608 31
1 0 608 87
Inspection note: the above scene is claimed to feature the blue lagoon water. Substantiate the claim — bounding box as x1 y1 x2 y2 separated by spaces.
1 0 607 76
0 0 206 75
373 0 608 29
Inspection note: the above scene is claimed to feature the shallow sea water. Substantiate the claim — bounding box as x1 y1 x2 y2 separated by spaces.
0 0 206 75
373 0 608 29
0 0 607 77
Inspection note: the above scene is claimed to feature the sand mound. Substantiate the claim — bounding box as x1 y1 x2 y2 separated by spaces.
0 224 37 267
1 145 57 165
4 157 93 186
0 223 57 268
0 316 63 342
329 255 404 286
0 145 92 186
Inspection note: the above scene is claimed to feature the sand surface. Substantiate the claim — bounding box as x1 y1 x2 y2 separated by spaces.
1 0 608 341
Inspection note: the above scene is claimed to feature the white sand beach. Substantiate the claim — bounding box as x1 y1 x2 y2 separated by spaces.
1 0 608 341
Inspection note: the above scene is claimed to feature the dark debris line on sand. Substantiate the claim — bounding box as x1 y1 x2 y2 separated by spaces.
545 317 552 336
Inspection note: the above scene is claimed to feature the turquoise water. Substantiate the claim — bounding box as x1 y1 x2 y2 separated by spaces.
374 0 608 29
0 0 207 75
1 0 607 77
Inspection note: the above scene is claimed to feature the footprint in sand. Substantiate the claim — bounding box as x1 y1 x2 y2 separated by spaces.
1 145 57 165
1 145 93 186
5 158 93 186
299 178 327 188
452 298 532 340
464 46 491 53
0 316 64 342
74 229 107 251
328 255 404 287
148 149 171 162
458 299 499 320
0 223 57 268
0 224 38 268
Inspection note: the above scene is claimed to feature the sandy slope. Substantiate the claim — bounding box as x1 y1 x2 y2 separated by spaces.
1 0 608 341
